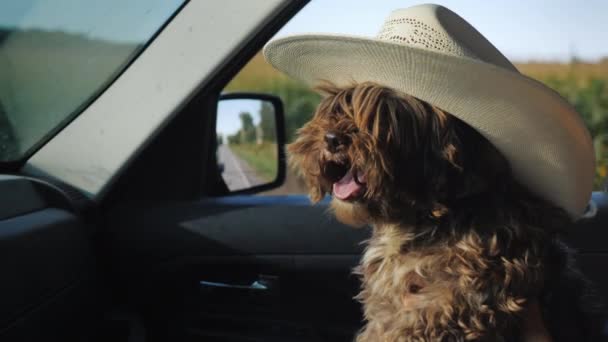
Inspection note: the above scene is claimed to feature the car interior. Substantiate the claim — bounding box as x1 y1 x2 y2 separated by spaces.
1 1 607 342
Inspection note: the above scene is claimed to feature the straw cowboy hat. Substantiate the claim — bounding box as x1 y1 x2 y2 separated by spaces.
263 3 594 218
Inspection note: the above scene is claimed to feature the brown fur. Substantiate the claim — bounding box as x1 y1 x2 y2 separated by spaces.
287 82 603 341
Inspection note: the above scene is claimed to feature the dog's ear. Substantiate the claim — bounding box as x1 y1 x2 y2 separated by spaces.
380 100 465 210
424 108 466 201
445 116 512 201
427 108 464 172
416 104 515 208
384 98 513 217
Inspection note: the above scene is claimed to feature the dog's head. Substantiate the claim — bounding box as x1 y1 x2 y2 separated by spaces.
288 82 509 226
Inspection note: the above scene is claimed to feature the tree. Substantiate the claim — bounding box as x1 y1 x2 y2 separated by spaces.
258 101 276 142
239 111 254 130
227 134 239 145
238 111 256 143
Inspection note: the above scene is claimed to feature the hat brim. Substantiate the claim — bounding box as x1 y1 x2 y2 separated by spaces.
264 34 594 218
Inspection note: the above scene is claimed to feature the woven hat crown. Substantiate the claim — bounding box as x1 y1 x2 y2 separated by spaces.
376 5 517 72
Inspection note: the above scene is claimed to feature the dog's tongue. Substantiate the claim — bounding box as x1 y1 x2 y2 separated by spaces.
333 170 363 200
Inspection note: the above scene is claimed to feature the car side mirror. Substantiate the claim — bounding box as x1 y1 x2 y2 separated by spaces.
215 93 286 194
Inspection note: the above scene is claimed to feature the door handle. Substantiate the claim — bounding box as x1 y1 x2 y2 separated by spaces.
199 280 269 291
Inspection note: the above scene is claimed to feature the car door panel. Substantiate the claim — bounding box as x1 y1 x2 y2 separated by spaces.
0 176 100 342
105 195 367 341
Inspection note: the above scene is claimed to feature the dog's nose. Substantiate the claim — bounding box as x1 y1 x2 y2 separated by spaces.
325 132 343 152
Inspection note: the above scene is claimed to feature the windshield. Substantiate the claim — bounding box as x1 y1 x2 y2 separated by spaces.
0 0 185 163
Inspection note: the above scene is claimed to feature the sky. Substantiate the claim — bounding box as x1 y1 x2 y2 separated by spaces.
217 99 263 139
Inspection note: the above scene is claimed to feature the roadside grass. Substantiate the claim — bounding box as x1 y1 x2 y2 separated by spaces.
230 142 278 182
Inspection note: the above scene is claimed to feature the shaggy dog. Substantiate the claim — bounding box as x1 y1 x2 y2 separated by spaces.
288 82 606 341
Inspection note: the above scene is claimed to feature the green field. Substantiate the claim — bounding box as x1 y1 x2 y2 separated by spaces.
227 53 608 190
230 142 278 182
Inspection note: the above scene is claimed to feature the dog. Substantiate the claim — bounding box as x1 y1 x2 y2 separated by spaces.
287 81 606 341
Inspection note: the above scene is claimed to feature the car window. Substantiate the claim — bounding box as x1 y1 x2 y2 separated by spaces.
224 1 608 194
0 0 185 163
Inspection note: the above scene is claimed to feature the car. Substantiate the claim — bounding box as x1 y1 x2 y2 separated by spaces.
0 1 606 341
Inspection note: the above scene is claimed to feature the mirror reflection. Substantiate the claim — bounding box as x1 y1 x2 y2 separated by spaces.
216 98 278 192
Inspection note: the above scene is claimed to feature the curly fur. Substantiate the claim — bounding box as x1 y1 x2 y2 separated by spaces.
287 82 606 341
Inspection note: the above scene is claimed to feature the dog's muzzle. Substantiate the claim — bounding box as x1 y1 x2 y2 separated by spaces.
324 131 349 153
